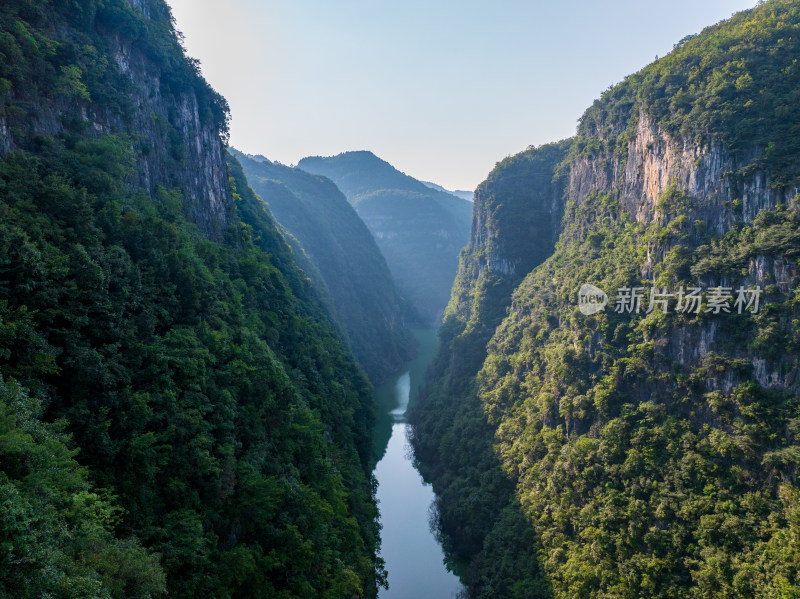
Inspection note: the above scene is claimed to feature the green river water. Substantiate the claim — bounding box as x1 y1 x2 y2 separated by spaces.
373 329 464 598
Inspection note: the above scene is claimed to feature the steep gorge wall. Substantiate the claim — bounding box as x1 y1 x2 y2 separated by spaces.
409 141 570 594
297 151 473 326
0 2 385 596
235 151 417 384
0 0 233 239
412 2 800 596
569 107 800 391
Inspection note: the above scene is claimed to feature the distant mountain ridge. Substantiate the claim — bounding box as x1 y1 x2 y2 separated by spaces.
297 151 472 325
422 180 474 202
298 151 434 198
233 149 417 383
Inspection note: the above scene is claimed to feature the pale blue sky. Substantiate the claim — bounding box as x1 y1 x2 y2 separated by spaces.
167 0 757 191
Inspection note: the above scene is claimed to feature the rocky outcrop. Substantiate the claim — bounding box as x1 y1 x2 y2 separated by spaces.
0 0 233 240
571 111 799 233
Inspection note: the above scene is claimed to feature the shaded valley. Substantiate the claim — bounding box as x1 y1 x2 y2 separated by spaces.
298 151 472 326
234 150 417 383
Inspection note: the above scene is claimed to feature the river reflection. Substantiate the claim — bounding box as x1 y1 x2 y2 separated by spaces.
373 329 463 599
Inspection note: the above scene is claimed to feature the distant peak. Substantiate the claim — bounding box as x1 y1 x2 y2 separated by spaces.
229 147 273 164
298 150 384 165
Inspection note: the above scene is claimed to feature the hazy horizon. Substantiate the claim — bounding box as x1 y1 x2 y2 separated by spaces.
167 0 758 191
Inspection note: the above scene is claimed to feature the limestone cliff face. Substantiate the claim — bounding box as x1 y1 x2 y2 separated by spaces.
430 11 800 428
564 107 800 394
445 141 570 331
571 110 799 232
0 0 233 240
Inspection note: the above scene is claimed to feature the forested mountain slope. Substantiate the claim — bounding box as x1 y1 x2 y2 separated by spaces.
0 1 383 597
297 151 472 325
233 150 416 384
411 1 800 597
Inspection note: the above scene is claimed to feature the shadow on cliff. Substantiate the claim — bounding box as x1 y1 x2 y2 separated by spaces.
408 314 554 599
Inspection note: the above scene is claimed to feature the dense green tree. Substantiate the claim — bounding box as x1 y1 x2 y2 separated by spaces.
412 1 800 597
0 376 166 598
0 1 384 597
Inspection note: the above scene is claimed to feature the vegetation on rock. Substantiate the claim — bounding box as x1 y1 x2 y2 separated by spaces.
412 1 800 596
0 1 384 597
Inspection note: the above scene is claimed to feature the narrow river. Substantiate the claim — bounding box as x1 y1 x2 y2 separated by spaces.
373 329 463 599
